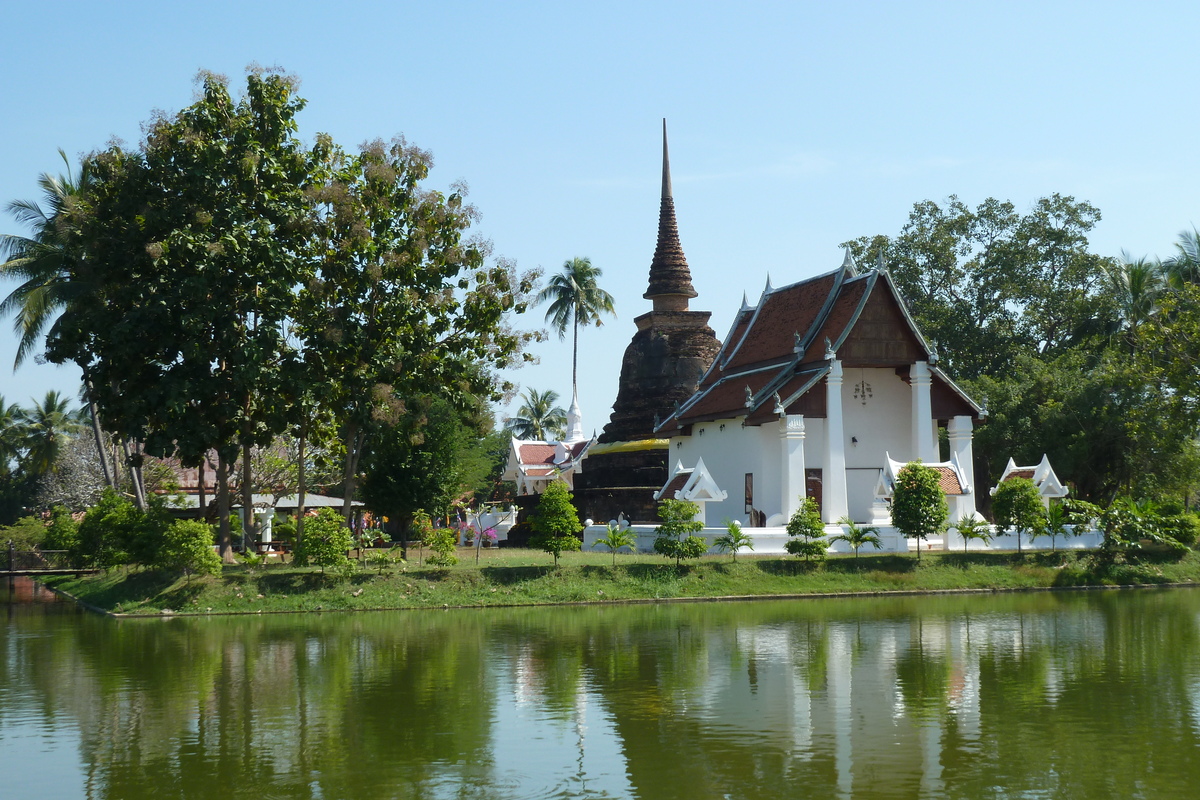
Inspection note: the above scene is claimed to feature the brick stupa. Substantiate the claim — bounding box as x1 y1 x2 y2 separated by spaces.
574 122 721 523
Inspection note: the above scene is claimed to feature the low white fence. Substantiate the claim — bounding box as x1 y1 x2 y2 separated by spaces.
581 523 1105 556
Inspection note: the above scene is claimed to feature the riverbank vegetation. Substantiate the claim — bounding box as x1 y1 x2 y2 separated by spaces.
43 545 1200 617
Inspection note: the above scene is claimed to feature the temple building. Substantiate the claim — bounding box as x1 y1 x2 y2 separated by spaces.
573 122 722 523
503 391 593 495
654 254 984 527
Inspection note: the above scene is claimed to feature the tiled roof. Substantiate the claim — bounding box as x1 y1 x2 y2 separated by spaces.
1005 469 1036 481
934 466 964 495
801 277 869 363
518 443 557 466
659 472 690 499
724 273 838 372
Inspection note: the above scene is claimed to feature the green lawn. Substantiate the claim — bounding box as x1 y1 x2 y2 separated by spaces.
43 546 1200 617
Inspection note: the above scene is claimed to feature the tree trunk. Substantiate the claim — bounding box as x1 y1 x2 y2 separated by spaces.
216 452 236 563
121 439 147 512
572 317 579 400
296 419 307 558
242 441 255 554
197 457 207 522
81 371 115 490
341 421 365 528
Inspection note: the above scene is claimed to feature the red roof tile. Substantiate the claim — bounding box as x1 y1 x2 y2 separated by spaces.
724 274 837 371
934 466 964 495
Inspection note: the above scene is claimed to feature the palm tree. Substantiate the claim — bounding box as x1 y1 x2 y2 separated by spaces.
830 517 883 563
17 390 85 477
1103 254 1164 347
504 388 567 441
953 514 993 553
714 519 755 561
1 151 117 491
1163 228 1200 288
595 523 637 566
0 395 22 477
537 257 616 399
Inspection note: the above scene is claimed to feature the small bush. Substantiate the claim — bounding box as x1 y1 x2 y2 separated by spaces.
43 507 79 552
1 516 48 550
1161 512 1200 548
530 481 583 566
653 499 707 566
157 520 221 577
294 508 354 572
425 528 458 567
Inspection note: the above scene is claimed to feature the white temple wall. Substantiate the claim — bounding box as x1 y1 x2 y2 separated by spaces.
834 368 913 522
674 419 784 525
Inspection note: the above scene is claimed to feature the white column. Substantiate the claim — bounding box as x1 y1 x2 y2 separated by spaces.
911 361 937 462
780 414 806 521
824 360 849 523
947 415 977 520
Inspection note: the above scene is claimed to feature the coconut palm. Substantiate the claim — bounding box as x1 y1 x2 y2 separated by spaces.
1163 228 1200 288
830 517 883 563
1102 254 1164 347
537 257 616 399
504 388 568 441
16 390 85 477
0 395 22 477
1 151 116 490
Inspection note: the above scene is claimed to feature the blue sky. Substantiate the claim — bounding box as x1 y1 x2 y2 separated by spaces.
3 1 1197 434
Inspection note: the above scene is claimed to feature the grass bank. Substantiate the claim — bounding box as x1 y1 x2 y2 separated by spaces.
43 547 1200 617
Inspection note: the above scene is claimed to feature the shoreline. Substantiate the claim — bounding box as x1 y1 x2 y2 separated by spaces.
38 550 1200 618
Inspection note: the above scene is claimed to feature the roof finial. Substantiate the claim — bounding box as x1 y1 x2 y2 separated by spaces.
661 118 672 200
842 248 858 277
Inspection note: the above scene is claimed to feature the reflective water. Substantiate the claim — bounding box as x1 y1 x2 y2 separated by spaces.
4 580 1200 799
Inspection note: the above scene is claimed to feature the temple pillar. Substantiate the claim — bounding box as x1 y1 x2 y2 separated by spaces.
823 360 849 523
780 414 806 521
947 415 977 520
911 361 937 462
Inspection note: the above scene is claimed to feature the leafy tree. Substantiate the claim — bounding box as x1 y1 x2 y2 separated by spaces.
294 508 353 573
1162 227 1200 287
49 70 322 561
35 434 109 511
156 520 221 579
1102 254 1164 348
992 477 1045 554
829 517 882 562
785 497 827 561
844 194 1109 380
537 256 616 399
530 480 582 565
75 488 140 568
594 523 636 566
713 519 754 561
301 137 538 529
891 463 948 561
42 506 79 552
653 498 707 566
953 514 993 553
360 396 485 536
504 388 567 441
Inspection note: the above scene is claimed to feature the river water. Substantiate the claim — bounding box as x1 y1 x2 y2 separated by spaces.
3 579 1200 799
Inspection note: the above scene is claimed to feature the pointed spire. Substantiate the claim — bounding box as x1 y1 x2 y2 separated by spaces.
740 291 750 311
645 119 698 306
566 388 584 442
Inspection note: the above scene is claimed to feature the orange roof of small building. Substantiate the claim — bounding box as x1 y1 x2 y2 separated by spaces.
933 466 965 495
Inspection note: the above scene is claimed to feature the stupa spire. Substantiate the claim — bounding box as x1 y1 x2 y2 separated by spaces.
645 119 698 307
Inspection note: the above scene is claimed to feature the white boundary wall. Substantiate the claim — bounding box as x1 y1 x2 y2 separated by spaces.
581 523 1104 556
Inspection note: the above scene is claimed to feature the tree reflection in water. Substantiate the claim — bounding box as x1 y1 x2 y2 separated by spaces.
3 590 1200 799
